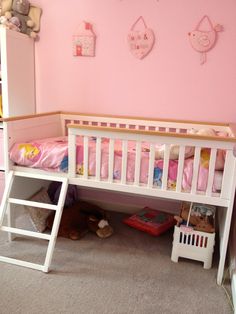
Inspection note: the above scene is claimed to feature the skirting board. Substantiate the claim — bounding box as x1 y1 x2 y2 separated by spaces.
232 273 236 313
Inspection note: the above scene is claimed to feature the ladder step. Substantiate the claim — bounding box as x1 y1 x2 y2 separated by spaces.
0 255 46 272
8 198 58 211
0 226 51 240
14 171 68 182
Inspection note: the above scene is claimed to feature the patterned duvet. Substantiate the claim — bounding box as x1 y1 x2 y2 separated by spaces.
9 136 223 192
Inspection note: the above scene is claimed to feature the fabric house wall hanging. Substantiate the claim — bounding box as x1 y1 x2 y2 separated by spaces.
188 15 223 65
127 16 155 59
73 21 96 57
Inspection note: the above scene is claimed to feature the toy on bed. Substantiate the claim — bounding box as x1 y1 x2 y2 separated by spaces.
155 128 227 169
174 202 215 233
2 0 42 39
0 0 12 16
46 200 114 240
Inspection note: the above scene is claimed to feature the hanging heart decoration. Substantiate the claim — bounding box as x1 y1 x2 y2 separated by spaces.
188 15 223 64
127 16 155 59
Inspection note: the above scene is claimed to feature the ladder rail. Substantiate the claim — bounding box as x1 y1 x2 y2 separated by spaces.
43 177 69 272
0 171 14 225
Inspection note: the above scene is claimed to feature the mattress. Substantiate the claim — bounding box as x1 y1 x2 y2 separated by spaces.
9 136 223 192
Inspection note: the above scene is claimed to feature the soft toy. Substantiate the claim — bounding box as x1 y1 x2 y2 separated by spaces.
46 200 114 240
155 127 227 170
189 128 226 170
174 202 215 233
188 127 217 137
0 15 20 31
155 144 194 160
0 0 12 16
5 0 37 38
154 128 215 160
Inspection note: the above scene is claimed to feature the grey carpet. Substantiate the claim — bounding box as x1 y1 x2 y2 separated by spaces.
0 212 233 314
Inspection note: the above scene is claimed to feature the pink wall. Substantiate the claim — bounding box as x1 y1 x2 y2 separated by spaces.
35 0 236 122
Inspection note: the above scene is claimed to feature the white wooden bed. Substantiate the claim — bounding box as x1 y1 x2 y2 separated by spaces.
1 111 236 285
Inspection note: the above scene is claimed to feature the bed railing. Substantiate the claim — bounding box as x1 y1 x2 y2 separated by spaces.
67 124 236 207
61 112 233 136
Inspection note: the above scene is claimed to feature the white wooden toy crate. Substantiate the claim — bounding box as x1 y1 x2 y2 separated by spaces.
171 225 215 269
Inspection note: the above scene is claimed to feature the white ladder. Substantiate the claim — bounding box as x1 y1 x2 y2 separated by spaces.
0 171 68 272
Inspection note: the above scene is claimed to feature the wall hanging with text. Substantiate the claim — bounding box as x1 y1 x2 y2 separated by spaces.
127 16 155 59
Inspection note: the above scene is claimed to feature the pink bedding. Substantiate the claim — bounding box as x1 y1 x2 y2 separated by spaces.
9 136 223 192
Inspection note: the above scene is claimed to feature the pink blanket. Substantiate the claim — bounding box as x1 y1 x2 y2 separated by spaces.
9 136 222 192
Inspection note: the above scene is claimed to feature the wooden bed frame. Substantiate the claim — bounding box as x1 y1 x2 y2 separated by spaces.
1 111 236 285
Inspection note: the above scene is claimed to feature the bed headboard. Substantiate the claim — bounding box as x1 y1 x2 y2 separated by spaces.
4 112 62 148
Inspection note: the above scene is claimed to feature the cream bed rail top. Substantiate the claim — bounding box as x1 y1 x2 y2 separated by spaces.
2 110 236 142
68 123 236 143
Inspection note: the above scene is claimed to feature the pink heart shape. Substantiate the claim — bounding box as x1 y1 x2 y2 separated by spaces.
127 28 155 59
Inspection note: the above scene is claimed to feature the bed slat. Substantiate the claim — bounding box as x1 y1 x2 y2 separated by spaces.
206 148 217 196
148 144 155 188
108 139 115 182
176 146 185 192
83 136 89 179
121 140 128 184
162 144 170 190
191 147 201 194
68 133 76 177
96 137 102 181
134 141 141 185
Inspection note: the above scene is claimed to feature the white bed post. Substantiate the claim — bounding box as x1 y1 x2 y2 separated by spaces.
43 177 68 272
0 171 14 225
217 151 236 285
